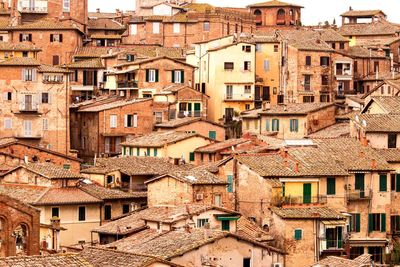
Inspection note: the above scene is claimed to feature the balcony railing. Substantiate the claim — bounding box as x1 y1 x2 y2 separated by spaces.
120 182 147 192
320 238 344 250
178 111 202 118
19 0 48 13
224 93 253 101
281 195 327 205
19 103 38 112
347 189 372 201
117 81 138 89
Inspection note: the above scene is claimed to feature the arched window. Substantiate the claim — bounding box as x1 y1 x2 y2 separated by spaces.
254 9 262 26
277 9 286 25
14 224 28 256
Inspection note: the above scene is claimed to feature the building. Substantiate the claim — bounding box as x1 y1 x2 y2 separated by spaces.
0 194 40 257
120 131 214 163
155 117 225 141
0 42 41 60
145 168 230 208
248 0 303 29
0 254 91 267
361 78 400 103
0 58 71 155
87 18 126 47
312 254 372 267
187 36 256 122
341 8 387 25
241 102 336 139
70 97 154 161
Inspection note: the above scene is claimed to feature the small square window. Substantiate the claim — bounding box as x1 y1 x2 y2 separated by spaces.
274 45 278 52
224 62 234 70
294 229 302 240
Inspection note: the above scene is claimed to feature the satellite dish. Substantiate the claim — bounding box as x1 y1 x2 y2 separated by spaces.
362 120 367 127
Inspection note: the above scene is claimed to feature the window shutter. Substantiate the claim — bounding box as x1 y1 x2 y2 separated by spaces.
227 175 233 192
171 70 175 83
264 60 270 71
181 70 184 83
208 131 216 140
327 177 336 195
29 34 32 42
396 174 400 192
381 213 386 232
290 119 293 132
83 70 87 85
21 69 25 81
265 119 270 131
50 34 53 42
295 119 299 131
380 174 387 192
155 69 159 82
145 69 149 82
48 92 52 104
189 152 195 161
136 148 140 156
19 34 22 42
124 115 128 127
60 34 63 42
133 114 138 128
368 214 373 233
294 229 302 240
355 214 360 232
32 69 37 81
154 148 158 157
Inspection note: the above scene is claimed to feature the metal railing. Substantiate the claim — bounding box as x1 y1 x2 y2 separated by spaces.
177 111 202 118
347 189 372 201
117 81 138 89
224 93 253 101
281 195 327 205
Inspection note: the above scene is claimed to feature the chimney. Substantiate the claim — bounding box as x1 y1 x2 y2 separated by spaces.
349 6 352 11
371 159 377 169
50 216 61 230
96 8 100 13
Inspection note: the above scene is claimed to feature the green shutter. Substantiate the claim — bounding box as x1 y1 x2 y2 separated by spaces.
136 148 140 156
145 69 149 82
381 213 386 232
276 119 280 131
327 177 336 195
355 214 360 232
146 148 150 156
265 119 270 131
209 131 216 140
368 214 373 233
294 229 302 240
155 69 159 82
154 148 158 157
172 70 175 83
380 174 387 192
181 70 185 83
227 175 233 193
337 226 343 248
222 220 230 231
189 152 195 161
290 119 293 132
295 119 299 132
396 174 400 192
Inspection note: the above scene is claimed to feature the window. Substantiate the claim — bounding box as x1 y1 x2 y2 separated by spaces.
62 0 70 11
340 42 345 49
221 220 230 231
368 213 386 232
153 22 160 34
146 69 158 82
214 194 222 206
41 92 49 103
22 51 28 57
3 92 11 101
242 45 251 52
173 23 180 34
303 96 315 103
78 207 86 221
110 115 117 128
208 131 216 140
227 175 233 193
264 60 270 71
349 213 360 232
327 177 336 195
388 134 397 148
130 24 137 35
374 61 379 73
303 75 311 91
244 61 251 71
379 174 387 192
42 118 48 131
122 204 130 214
106 175 114 184
23 120 32 137
197 218 209 228
305 56 311 66
331 43 336 49
320 56 330 66
155 112 163 124
52 207 59 218
392 215 400 233
189 152 195 161
203 21 210 31
50 34 63 42
243 258 251 267
4 118 12 129
244 85 251 94
124 114 137 128
104 205 112 220
289 119 298 132
172 70 184 83
272 119 279 131
19 33 32 42
224 62 234 70
274 45 278 52
321 75 329 86
52 55 59 65
22 68 36 81
245 104 250 110
294 229 302 240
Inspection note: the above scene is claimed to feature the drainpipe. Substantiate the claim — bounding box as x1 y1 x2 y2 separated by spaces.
66 68 69 155
233 157 239 211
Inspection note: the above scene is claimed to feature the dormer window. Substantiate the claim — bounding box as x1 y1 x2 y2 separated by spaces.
19 33 32 42
50 34 63 42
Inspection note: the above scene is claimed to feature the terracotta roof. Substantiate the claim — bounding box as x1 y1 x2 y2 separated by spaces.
0 57 40 66
313 254 372 267
195 138 250 153
0 184 48 204
79 247 182 267
74 47 123 58
341 10 385 17
90 34 122 39
8 162 83 179
365 96 400 114
312 138 392 171
121 131 210 148
236 216 273 242
88 18 126 30
76 97 151 112
10 19 82 31
248 0 303 8
35 187 103 206
81 157 192 176
64 58 104 69
114 56 195 68
0 42 41 51
79 182 146 200
374 149 400 162
38 64 70 73
307 123 350 139
244 103 334 116
155 117 222 129
0 254 91 266
346 45 387 58
146 169 227 185
339 20 400 36
355 114 400 133
271 206 346 219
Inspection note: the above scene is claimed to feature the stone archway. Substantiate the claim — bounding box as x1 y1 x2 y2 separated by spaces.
13 223 29 256
0 217 7 257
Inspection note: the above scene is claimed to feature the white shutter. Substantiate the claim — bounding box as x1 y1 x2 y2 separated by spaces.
43 118 48 131
19 94 25 111
133 114 138 128
21 69 25 81
4 118 12 129
124 115 128 127
24 120 32 137
48 92 52 104
104 137 110 153
110 115 117 128
3 92 7 100
32 69 37 81
264 60 270 71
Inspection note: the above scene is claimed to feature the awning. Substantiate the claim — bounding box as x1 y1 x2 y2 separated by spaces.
322 220 346 228
216 216 240 221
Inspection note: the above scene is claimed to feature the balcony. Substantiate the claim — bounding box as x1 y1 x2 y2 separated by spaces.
346 189 372 201
19 102 38 113
18 0 48 13
177 111 202 118
335 63 352 80
71 85 96 91
281 195 327 205
117 80 138 89
224 93 254 102
320 238 344 251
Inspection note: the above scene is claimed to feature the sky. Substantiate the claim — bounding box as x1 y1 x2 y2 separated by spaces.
88 0 400 26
